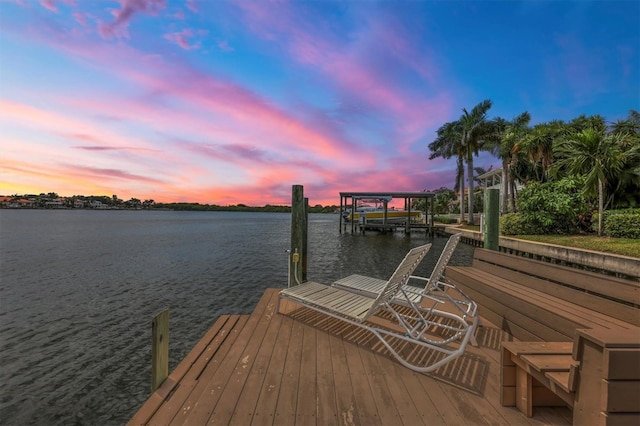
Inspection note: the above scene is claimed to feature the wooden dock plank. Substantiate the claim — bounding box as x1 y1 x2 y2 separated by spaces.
367 350 426 426
137 314 248 426
386 355 442 425
314 323 339 426
227 300 286 426
250 314 293 426
327 327 360 425
128 314 240 426
129 289 572 426
210 290 281 425
169 288 277 425
295 322 318 425
342 336 384 425
273 315 304 425
357 345 403 425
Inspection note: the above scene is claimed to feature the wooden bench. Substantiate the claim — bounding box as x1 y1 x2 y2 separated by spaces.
445 248 640 423
445 248 640 341
501 341 576 417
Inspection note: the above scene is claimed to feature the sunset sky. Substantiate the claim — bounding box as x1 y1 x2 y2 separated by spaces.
1 0 638 206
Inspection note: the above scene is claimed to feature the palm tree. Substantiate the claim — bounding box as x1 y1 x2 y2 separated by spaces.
521 120 563 182
496 112 531 213
553 128 632 236
429 121 466 223
567 114 607 134
611 110 640 139
457 100 494 225
608 110 640 208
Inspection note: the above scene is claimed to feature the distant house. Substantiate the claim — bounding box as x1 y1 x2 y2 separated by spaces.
17 199 35 208
45 199 65 208
0 197 35 208
89 200 103 209
74 199 85 209
476 167 523 213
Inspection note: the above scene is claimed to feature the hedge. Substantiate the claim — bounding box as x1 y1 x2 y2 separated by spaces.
604 209 640 238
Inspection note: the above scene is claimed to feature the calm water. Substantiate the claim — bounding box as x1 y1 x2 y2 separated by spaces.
0 210 474 425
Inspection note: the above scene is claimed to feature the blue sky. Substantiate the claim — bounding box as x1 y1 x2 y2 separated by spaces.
1 0 638 205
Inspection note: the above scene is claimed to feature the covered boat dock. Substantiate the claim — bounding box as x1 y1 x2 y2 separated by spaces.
339 191 436 234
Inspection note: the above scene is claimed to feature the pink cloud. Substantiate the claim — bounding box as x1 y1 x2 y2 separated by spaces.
186 0 198 13
73 12 89 27
170 9 185 20
40 0 73 12
1 10 459 206
99 0 166 39
67 164 165 184
164 28 206 50
217 39 233 52
0 100 172 185
29 34 357 164
232 2 453 152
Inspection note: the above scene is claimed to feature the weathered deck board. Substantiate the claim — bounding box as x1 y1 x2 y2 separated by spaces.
251 311 293 426
128 288 571 425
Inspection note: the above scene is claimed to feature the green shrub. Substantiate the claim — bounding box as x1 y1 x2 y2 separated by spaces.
593 209 640 236
500 212 538 235
604 211 640 238
516 177 591 234
434 216 458 224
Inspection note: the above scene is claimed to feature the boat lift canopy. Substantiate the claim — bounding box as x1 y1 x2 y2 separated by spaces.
339 191 436 234
351 195 393 202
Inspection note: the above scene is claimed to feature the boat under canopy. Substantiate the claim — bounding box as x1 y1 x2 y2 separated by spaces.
338 191 437 234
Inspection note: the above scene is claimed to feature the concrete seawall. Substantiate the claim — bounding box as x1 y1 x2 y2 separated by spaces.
444 227 640 280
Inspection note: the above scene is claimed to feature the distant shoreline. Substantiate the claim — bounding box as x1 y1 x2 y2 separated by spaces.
0 205 338 213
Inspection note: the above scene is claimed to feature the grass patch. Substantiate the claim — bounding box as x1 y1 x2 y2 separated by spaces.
446 225 639 258
512 235 640 258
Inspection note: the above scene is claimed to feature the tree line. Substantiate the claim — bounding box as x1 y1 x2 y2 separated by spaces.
1 193 340 214
428 102 639 236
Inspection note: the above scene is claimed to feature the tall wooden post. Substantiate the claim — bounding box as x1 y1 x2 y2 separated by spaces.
339 195 343 233
484 188 499 251
405 197 411 234
151 309 169 393
429 195 434 236
302 197 308 282
351 198 356 234
290 185 306 287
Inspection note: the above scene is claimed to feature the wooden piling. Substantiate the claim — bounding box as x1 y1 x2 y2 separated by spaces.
289 185 307 286
302 197 308 282
484 188 499 251
151 309 169 393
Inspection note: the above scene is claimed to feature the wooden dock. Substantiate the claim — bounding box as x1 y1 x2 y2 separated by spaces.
128 288 571 425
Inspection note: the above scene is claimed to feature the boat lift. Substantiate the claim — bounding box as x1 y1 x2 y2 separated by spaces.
339 191 436 235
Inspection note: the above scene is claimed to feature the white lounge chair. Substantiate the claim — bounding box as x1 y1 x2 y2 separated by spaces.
333 233 462 304
332 233 477 347
278 243 478 373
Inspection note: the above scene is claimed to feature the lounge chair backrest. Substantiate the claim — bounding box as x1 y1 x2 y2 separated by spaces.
367 243 431 316
425 233 461 291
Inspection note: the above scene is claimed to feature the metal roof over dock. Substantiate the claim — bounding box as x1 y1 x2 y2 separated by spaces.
339 191 436 199
339 191 437 234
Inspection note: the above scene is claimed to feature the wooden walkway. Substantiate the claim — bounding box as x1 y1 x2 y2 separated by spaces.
128 288 571 425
